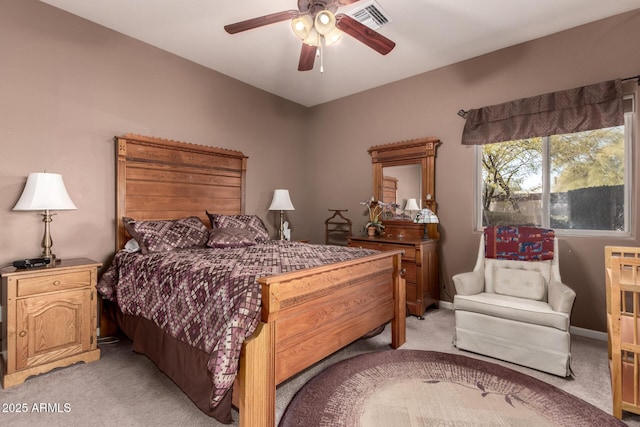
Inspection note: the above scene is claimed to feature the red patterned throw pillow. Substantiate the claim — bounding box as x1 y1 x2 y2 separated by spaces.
484 226 555 261
206 213 271 242
123 216 209 254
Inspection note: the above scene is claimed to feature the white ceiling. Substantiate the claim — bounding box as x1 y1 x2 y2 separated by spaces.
40 0 640 107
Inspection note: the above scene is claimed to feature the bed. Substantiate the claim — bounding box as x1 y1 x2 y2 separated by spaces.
99 134 406 426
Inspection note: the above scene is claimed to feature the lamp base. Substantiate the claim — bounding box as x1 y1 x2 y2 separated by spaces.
40 210 57 262
42 253 60 263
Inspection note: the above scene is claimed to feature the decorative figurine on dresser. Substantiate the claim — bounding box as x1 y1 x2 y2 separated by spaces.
348 137 441 319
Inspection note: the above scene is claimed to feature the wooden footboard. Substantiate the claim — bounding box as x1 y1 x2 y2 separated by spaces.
235 250 405 427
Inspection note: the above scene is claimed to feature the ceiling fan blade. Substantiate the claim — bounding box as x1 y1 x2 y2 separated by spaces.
337 0 362 5
224 10 299 34
335 13 395 55
298 43 317 71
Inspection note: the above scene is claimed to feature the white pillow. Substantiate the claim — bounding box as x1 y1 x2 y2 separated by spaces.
493 267 546 301
124 238 141 253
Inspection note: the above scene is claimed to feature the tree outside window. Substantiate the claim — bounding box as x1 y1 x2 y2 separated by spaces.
480 126 626 233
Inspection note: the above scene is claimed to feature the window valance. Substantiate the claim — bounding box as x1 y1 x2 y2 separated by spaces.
461 79 624 145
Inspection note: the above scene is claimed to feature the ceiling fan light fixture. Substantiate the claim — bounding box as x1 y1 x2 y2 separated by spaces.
315 10 336 35
291 14 313 39
302 27 320 47
323 28 342 45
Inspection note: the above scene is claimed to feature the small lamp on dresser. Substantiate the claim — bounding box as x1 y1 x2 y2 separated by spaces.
404 198 420 219
414 208 439 239
13 172 77 261
268 189 295 240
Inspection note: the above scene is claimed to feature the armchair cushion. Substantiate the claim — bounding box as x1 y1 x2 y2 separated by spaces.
454 293 570 331
494 267 546 301
484 258 551 294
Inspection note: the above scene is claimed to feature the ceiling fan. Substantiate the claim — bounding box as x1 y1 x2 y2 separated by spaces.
224 0 396 72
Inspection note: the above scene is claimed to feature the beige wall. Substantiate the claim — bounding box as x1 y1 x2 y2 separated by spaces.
305 9 640 332
1 0 310 267
2 0 640 332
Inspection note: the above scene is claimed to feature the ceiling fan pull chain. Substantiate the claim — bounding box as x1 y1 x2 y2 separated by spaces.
320 34 325 73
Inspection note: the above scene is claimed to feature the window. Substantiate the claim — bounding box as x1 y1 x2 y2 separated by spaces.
476 100 633 235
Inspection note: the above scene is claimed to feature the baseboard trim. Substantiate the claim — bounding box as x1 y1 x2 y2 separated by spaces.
437 300 607 341
438 300 454 310
570 325 607 341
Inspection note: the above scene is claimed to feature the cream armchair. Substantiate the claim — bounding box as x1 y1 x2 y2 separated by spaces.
453 232 576 377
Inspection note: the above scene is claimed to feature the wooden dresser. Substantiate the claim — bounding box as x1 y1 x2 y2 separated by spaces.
361 137 441 318
1 258 102 388
349 226 438 319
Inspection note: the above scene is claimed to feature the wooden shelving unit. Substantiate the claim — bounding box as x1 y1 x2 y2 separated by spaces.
605 246 640 419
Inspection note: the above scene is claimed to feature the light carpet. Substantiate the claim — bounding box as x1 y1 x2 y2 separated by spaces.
1 308 639 426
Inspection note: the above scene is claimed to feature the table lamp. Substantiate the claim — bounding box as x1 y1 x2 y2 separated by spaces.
404 198 420 219
268 189 295 240
414 208 439 240
13 172 77 260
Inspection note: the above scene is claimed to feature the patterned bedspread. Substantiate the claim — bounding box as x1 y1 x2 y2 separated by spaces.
97 240 378 408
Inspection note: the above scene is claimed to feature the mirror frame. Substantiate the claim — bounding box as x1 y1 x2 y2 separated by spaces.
369 137 441 238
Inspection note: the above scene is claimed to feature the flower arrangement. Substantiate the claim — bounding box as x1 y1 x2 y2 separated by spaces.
384 202 402 219
360 197 386 233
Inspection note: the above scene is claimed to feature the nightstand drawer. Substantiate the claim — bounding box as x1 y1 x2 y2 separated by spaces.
16 270 91 297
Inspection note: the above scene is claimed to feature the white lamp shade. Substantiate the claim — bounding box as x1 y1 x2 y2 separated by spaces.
314 10 336 35
13 172 77 211
291 14 313 39
302 27 320 47
404 198 420 211
268 189 295 211
323 27 342 45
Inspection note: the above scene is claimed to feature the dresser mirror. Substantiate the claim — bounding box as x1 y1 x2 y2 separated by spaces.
369 137 440 239
381 164 422 215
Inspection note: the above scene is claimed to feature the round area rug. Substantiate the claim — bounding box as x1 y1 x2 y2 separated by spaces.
280 350 624 427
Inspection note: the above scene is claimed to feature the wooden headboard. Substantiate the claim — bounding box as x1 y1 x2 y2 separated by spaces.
115 134 248 250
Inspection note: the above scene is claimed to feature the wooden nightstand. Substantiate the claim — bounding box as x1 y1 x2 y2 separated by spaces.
1 258 102 388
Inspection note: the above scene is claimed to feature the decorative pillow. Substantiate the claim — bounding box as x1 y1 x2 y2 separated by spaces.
123 216 208 255
123 238 140 253
206 227 257 248
484 226 555 261
493 267 546 301
206 212 270 242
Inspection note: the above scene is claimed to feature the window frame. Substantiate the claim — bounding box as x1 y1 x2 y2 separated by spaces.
474 96 634 237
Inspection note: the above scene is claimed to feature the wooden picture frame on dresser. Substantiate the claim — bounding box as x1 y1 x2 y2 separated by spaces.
349 137 441 319
1 258 102 388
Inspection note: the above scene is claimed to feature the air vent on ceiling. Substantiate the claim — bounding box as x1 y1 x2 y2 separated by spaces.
346 0 392 30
